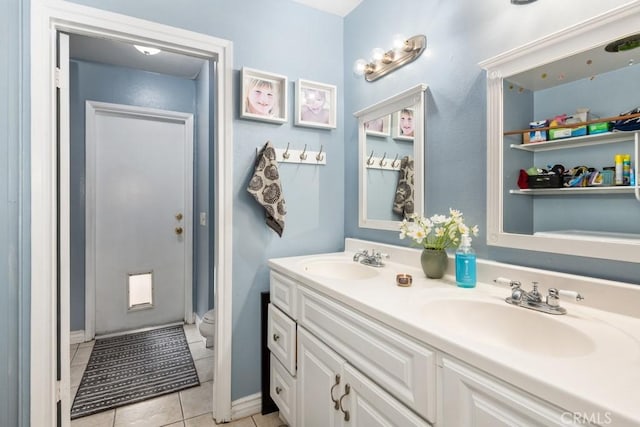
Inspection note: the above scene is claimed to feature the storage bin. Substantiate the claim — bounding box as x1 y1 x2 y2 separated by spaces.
588 122 611 135
549 128 572 140
527 175 563 188
601 169 614 186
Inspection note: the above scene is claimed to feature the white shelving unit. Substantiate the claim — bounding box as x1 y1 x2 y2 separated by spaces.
509 130 639 201
480 2 640 263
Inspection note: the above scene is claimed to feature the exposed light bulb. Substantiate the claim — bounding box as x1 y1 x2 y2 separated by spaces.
392 34 408 50
371 48 385 62
353 59 369 76
134 45 161 56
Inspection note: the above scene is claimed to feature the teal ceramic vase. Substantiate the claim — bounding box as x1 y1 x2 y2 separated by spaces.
420 248 448 279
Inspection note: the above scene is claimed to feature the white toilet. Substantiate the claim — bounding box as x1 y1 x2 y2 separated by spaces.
199 309 216 348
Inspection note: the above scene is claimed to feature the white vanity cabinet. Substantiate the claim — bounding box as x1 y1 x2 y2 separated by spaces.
440 357 597 427
268 270 436 427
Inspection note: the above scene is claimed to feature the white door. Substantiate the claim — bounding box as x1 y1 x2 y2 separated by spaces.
86 101 193 336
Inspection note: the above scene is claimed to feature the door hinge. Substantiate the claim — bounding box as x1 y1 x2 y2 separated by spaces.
56 380 62 402
55 67 67 89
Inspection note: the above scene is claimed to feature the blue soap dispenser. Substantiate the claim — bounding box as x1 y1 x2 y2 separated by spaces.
455 235 477 288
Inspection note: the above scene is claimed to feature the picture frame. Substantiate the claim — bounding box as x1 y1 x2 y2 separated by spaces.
295 79 337 129
240 67 288 124
392 108 415 140
365 115 391 137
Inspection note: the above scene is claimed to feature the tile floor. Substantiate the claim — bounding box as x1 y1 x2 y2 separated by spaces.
69 324 286 427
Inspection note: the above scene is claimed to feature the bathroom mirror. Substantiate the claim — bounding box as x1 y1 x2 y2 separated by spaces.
354 84 427 230
480 3 640 263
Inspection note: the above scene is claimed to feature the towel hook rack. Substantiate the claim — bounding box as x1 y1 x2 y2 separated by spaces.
379 152 387 167
316 145 324 161
282 142 290 159
367 150 375 166
299 144 308 160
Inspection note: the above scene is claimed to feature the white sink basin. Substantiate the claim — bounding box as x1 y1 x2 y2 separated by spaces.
422 298 596 358
300 259 380 280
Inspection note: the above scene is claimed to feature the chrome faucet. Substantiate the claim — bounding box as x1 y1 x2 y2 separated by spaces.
352 249 388 268
494 278 584 315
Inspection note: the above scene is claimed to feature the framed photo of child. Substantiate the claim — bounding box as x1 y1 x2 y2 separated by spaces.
295 79 337 129
365 115 391 137
240 67 288 124
392 108 415 140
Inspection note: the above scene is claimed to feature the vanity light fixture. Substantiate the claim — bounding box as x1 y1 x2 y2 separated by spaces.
134 45 161 56
354 34 426 82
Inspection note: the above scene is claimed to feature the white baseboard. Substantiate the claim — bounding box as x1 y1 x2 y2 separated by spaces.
231 392 261 420
70 330 86 345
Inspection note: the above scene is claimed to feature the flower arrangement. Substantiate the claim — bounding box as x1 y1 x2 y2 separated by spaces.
399 209 479 250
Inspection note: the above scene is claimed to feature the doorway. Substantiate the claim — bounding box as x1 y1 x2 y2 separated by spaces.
30 2 234 425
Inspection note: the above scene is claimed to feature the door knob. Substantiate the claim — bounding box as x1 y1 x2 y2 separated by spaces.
175 227 184 235
175 213 183 221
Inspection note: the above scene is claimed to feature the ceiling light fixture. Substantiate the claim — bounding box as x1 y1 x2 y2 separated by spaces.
134 45 161 56
353 34 427 82
511 0 537 4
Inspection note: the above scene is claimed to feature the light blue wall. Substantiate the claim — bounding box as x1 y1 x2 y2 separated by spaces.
2 0 30 423
69 59 197 330
344 0 639 284
64 0 345 400
1 0 29 425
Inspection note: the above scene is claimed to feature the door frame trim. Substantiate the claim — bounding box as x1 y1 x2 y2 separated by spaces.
85 101 194 338
30 1 234 424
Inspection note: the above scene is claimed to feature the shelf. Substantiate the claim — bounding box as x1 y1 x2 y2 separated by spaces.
534 230 640 243
509 131 638 152
510 186 638 196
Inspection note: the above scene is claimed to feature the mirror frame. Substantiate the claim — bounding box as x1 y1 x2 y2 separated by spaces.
354 84 427 230
480 3 640 263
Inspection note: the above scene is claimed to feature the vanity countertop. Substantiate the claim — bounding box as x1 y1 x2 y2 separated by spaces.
268 246 640 426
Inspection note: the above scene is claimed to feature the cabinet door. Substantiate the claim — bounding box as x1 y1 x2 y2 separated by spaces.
297 327 344 427
441 357 595 427
342 364 430 427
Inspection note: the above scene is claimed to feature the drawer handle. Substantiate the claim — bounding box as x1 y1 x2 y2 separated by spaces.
338 383 351 422
275 386 282 395
272 333 280 342
330 374 341 410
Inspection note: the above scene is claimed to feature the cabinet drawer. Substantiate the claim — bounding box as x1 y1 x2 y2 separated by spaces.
270 270 298 319
270 354 297 427
297 286 436 423
268 303 297 376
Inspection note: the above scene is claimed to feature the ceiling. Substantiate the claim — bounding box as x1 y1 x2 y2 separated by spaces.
69 0 364 78
69 34 206 79
290 0 363 16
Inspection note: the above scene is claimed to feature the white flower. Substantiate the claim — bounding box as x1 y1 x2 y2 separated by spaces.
397 209 479 250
